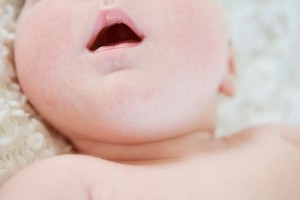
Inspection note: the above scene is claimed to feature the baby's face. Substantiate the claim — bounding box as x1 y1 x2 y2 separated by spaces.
16 0 228 146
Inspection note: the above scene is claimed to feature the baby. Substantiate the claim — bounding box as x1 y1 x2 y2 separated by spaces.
1 0 300 199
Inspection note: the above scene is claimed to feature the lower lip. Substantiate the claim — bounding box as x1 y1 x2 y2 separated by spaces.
93 42 142 53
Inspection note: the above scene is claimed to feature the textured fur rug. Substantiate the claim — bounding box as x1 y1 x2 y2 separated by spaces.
218 0 300 136
0 0 299 185
0 0 71 185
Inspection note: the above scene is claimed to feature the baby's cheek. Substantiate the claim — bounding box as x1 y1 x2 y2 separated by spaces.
173 11 227 86
15 5 77 106
165 0 227 61
17 4 74 73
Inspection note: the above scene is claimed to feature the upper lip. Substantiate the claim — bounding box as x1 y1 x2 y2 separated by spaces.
87 8 144 52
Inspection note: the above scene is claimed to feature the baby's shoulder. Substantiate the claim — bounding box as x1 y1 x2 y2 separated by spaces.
226 123 300 149
0 155 129 200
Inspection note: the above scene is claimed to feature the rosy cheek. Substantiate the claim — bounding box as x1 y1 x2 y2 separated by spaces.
173 1 227 57
15 8 75 109
17 5 74 73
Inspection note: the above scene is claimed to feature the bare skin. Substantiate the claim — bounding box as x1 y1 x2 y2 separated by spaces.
1 125 300 200
1 0 300 199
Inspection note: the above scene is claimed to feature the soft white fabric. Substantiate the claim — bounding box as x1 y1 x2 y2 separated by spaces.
0 0 299 185
217 0 300 136
0 0 71 186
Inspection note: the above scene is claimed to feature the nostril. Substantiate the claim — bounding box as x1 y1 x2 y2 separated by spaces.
89 23 142 52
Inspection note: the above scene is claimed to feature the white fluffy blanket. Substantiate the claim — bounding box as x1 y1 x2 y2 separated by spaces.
218 0 300 136
0 0 299 185
0 0 71 185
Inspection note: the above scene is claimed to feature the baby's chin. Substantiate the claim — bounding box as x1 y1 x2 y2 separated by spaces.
57 98 216 159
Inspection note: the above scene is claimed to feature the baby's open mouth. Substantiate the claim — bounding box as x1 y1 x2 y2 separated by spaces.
89 23 142 51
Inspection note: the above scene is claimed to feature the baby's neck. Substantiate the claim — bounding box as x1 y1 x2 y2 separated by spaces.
73 131 215 163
